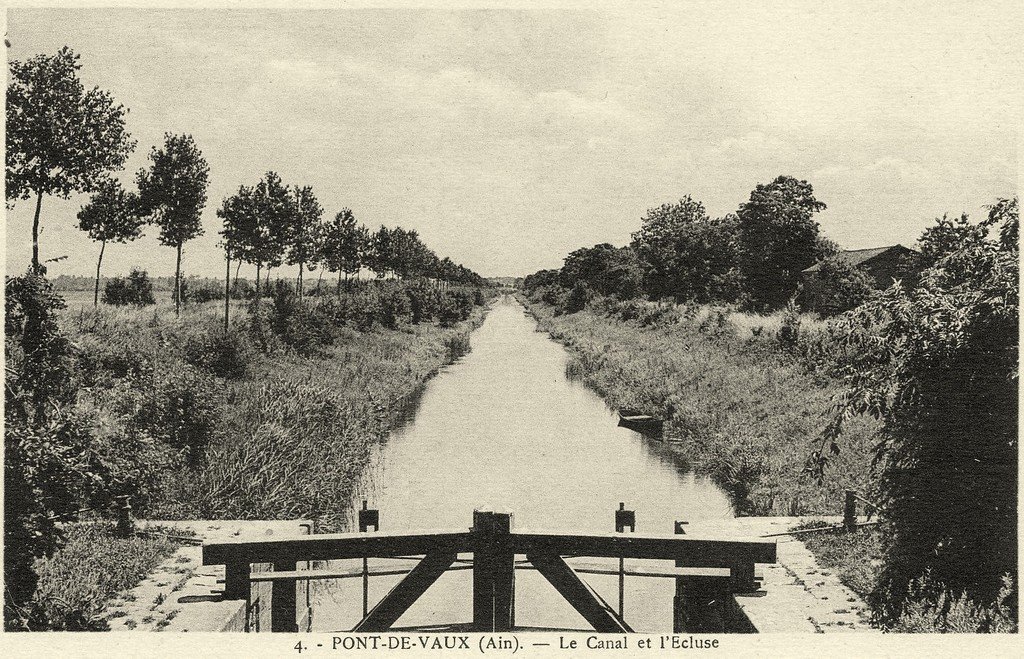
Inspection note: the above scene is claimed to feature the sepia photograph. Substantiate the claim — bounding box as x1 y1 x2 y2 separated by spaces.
2 1 1020 654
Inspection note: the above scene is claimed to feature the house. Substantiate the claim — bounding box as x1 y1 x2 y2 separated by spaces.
799 244 921 313
802 244 919 290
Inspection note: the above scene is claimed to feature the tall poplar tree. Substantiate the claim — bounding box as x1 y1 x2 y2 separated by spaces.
76 178 144 307
136 133 209 315
287 185 323 299
6 47 135 273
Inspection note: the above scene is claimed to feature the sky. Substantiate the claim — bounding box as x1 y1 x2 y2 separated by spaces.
4 3 1021 279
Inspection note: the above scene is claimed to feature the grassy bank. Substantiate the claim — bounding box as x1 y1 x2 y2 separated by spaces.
62 287 487 532
522 295 879 516
6 277 491 629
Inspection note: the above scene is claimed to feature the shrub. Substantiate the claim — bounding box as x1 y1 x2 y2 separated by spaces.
130 366 221 465
183 279 224 304
183 329 251 378
379 285 412 329
890 575 1017 633
5 273 100 624
818 197 1018 622
229 277 254 300
436 294 463 328
799 256 874 316
564 281 591 313
102 269 155 307
777 299 802 348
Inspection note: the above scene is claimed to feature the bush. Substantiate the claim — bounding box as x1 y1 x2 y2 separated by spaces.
799 256 874 316
184 279 224 304
183 329 251 378
890 575 1017 633
777 299 802 348
819 197 1018 622
379 285 412 329
102 269 155 307
564 281 591 313
229 277 254 300
5 273 101 625
130 366 221 465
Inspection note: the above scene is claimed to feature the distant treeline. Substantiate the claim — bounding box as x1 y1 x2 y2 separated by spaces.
52 274 229 293
524 175 915 316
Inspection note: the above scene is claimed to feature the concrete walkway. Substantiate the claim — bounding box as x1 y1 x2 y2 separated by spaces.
102 520 310 632
683 516 877 633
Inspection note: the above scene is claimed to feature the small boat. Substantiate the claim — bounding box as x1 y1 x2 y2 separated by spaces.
617 409 664 434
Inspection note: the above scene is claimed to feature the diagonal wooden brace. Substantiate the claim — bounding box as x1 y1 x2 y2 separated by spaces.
527 551 633 633
352 550 457 632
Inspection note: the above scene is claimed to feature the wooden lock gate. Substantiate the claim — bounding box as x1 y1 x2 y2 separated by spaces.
202 509 777 633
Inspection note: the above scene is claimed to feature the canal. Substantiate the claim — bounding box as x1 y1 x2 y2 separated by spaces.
316 295 733 632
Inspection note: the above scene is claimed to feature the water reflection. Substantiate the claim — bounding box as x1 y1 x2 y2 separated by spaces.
317 296 732 632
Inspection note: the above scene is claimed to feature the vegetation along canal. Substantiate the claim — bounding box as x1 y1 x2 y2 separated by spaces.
315 295 733 632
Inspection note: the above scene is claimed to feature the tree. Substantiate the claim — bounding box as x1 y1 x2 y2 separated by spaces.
560 243 643 299
287 185 323 299
321 209 366 294
367 226 394 279
630 197 740 303
76 179 144 307
736 176 827 311
218 184 259 327
6 47 136 273
915 212 989 269
136 133 209 315
813 197 1018 624
253 172 295 290
217 172 292 313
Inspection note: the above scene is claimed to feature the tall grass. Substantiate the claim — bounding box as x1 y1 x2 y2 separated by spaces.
185 319 481 531
525 295 879 515
61 285 488 532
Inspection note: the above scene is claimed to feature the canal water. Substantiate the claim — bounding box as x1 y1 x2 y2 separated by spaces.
315 295 732 632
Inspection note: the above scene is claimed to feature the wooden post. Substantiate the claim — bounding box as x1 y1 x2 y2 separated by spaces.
272 560 298 632
844 490 857 533
224 562 252 602
673 519 725 632
473 509 514 631
300 522 313 633
673 520 685 633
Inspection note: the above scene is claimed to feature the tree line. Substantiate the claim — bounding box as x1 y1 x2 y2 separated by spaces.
6 47 484 321
524 175 888 314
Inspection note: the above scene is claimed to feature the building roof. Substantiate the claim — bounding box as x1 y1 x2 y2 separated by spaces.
802 245 914 273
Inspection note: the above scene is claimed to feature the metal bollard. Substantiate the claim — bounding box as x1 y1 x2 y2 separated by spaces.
614 502 635 533
614 503 635 620
358 501 379 618
115 495 134 538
